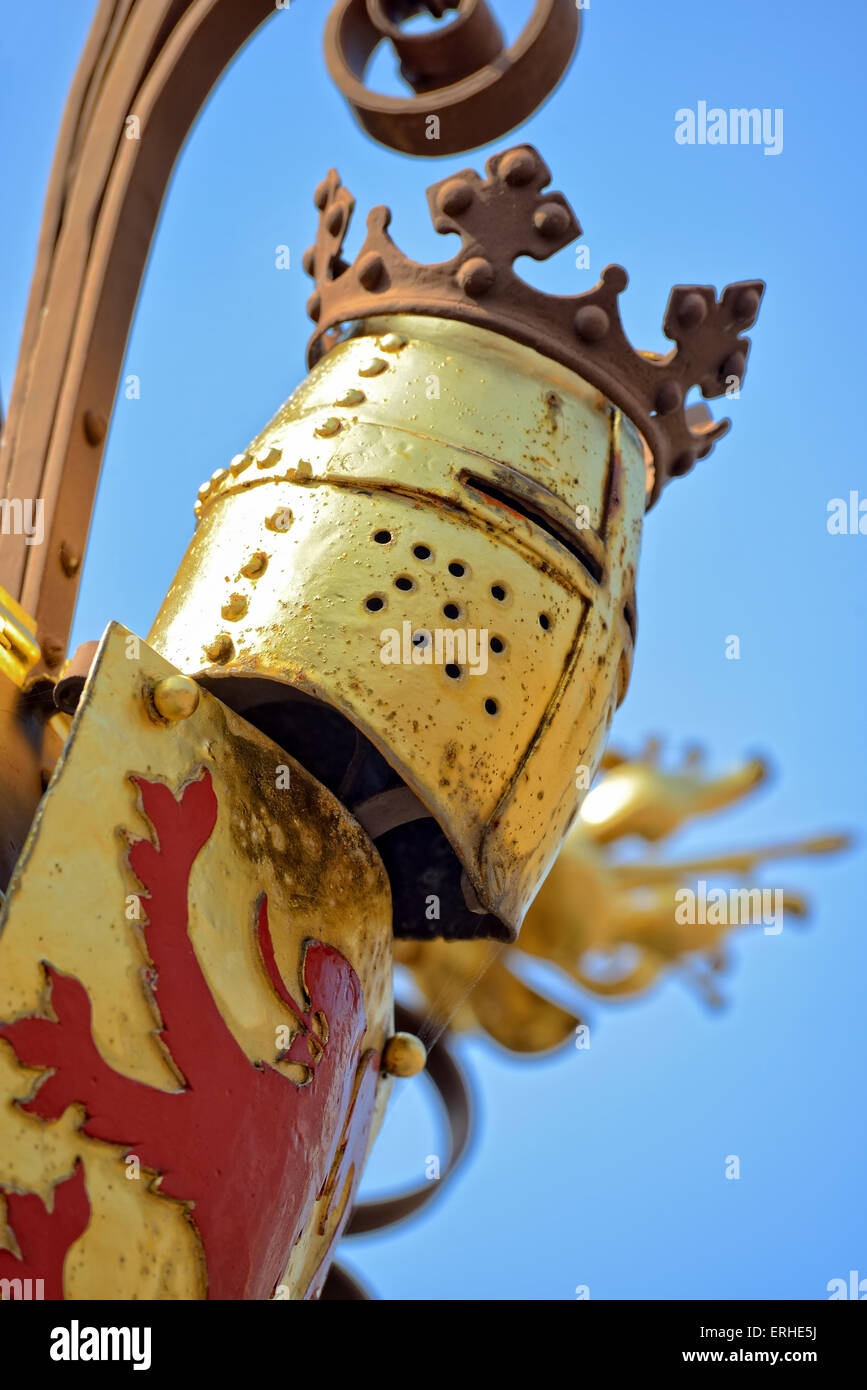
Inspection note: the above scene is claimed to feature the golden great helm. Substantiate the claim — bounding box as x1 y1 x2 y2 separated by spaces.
149 146 763 943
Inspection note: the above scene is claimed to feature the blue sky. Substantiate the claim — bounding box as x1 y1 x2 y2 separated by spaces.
1 0 865 1299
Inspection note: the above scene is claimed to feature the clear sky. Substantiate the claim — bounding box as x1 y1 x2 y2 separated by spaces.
1 0 865 1300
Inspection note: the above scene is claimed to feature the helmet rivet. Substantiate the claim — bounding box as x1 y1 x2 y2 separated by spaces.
358 357 387 377
382 1032 427 1077
337 388 365 406
241 551 268 579
266 508 293 532
256 445 282 469
152 675 200 722
197 481 211 500
203 634 234 664
379 332 406 352
221 593 248 622
210 468 228 487
315 417 342 437
229 452 252 476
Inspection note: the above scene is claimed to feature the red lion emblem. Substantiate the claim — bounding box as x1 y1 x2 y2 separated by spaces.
0 771 379 1299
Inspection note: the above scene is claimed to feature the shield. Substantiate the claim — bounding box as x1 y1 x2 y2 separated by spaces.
0 623 393 1300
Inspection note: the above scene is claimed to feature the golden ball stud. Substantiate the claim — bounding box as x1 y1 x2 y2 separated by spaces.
152 675 201 722
382 1032 427 1078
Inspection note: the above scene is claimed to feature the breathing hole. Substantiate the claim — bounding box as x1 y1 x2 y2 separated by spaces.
373 529 392 544
539 612 551 631
448 561 466 577
490 636 505 654
394 576 415 591
491 584 507 601
413 544 432 560
485 698 499 716
445 664 461 680
443 602 461 620
365 595 384 612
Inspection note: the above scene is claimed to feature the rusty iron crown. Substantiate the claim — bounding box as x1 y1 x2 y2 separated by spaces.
302 144 764 507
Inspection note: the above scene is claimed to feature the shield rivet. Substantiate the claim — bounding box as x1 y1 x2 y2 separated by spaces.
315 417 341 438
152 675 200 721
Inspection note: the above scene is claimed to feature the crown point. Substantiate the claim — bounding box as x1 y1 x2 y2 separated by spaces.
533 202 571 239
458 256 495 297
306 291 322 323
302 245 316 276
499 149 537 186
602 264 629 292
358 251 385 290
437 178 474 215
574 305 610 343
314 178 331 211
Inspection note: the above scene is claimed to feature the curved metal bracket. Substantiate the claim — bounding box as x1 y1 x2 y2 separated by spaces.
325 0 581 156
346 1003 474 1235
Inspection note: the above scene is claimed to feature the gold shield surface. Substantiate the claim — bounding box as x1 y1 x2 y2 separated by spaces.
0 623 393 1299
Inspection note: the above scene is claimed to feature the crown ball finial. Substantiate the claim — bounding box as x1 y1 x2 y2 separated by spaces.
499 148 538 186
655 381 683 415
326 205 346 238
734 286 761 321
676 292 708 331
358 251 385 290
670 452 695 478
723 349 747 381
574 305 610 343
314 178 331 211
437 178 474 215
458 256 495 297
534 202 571 239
